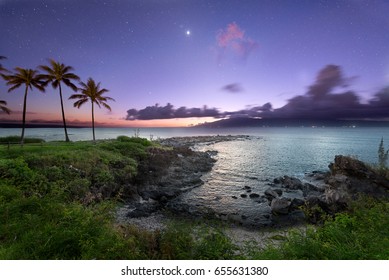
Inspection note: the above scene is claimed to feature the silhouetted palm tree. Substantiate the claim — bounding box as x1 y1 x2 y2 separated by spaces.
3 68 45 144
0 56 11 114
69 78 114 142
39 59 80 142
0 100 11 114
0 56 7 73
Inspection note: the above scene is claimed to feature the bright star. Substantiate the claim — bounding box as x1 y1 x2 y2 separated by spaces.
186 30 191 36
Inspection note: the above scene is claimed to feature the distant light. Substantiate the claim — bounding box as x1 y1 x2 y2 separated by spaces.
186 30 191 36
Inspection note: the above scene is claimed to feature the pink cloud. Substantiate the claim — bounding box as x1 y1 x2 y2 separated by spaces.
216 22 258 60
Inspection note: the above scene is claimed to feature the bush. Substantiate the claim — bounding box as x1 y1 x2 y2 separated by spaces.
0 136 45 144
250 200 389 259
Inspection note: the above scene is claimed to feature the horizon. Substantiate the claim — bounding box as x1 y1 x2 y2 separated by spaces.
1 0 389 128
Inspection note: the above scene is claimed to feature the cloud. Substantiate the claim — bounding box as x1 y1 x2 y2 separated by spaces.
126 103 222 120
216 22 258 61
125 102 273 121
262 65 389 120
222 83 244 93
125 65 389 123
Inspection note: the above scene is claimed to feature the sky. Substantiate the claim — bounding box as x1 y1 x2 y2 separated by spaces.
1 0 389 127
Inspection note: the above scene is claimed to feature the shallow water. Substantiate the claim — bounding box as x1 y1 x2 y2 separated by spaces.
177 127 389 226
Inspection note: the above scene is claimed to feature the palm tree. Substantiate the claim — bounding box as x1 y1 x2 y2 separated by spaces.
3 67 45 144
0 56 7 73
69 78 114 142
0 56 11 114
38 59 80 142
0 100 11 114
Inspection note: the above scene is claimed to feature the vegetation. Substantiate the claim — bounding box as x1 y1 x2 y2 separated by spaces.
0 137 388 260
0 135 44 144
2 68 45 144
0 56 113 142
0 100 10 115
0 56 11 114
38 59 80 142
250 200 389 259
378 137 389 169
69 78 115 142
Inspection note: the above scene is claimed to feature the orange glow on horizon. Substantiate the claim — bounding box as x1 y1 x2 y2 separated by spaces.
0 112 220 128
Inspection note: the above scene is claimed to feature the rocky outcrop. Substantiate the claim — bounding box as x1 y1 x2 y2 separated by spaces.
326 155 389 201
266 155 389 224
119 142 389 229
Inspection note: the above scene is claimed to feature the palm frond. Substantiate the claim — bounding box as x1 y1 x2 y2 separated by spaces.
69 93 87 100
7 83 22 92
101 102 112 111
73 98 89 108
0 100 11 114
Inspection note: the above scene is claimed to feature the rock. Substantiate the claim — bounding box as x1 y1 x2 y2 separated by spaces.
282 189 304 200
279 176 304 190
327 155 389 201
290 197 305 209
231 195 238 199
244 186 251 190
274 188 283 196
249 193 260 198
264 188 279 200
240 194 248 198
271 198 292 215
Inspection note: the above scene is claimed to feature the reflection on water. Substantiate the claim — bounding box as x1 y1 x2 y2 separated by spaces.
178 127 389 226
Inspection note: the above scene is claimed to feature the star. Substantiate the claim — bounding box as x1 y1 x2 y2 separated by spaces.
185 30 191 36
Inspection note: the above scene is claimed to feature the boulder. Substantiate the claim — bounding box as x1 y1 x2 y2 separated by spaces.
264 188 279 200
327 155 389 201
271 198 292 215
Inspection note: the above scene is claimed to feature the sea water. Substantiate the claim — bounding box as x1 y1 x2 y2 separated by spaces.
2 126 387 166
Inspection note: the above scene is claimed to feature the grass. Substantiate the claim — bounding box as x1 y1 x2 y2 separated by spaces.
249 199 389 259
0 136 388 259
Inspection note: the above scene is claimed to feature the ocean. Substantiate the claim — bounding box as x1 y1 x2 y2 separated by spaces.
2 126 389 225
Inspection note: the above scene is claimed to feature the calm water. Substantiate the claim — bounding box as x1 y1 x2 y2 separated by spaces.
2 126 389 225
179 126 389 224
1 126 388 171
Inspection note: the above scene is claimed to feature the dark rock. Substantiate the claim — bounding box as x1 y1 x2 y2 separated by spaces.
249 193 260 198
271 198 292 215
274 188 283 196
244 186 251 190
264 188 279 200
246 189 252 193
126 202 161 218
327 155 389 201
240 194 248 198
282 189 304 200
290 197 305 209
273 177 281 184
231 195 238 199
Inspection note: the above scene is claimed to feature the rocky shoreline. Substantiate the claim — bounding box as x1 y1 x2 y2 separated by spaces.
116 135 389 232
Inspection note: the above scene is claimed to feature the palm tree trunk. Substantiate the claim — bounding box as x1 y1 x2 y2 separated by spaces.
21 86 28 145
58 83 70 142
91 102 95 143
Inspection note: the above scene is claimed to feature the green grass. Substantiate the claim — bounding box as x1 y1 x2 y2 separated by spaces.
249 200 389 259
0 135 45 144
0 136 388 259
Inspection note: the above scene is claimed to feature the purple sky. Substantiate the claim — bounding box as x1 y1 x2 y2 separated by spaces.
1 0 389 127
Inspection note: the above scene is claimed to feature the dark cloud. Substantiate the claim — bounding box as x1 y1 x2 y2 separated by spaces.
264 65 389 120
126 65 389 122
222 83 244 93
126 103 221 120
